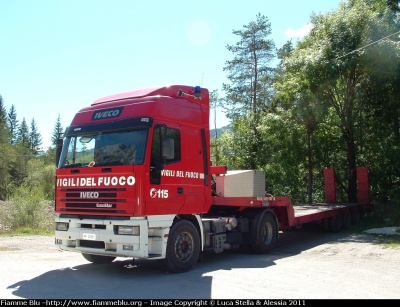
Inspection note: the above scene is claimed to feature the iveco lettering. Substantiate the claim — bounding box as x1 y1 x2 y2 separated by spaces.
91 107 124 121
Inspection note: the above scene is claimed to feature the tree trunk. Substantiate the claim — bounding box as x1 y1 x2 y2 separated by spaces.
344 132 358 203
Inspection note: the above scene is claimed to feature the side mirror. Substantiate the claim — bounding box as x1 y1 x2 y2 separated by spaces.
162 139 174 160
55 135 64 167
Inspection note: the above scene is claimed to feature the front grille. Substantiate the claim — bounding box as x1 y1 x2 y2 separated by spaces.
66 192 117 197
81 224 106 229
58 187 128 214
65 203 117 208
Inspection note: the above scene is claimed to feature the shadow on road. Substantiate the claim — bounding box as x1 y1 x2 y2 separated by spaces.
7 225 380 299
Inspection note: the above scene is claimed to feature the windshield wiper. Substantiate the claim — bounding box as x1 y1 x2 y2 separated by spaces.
93 161 124 167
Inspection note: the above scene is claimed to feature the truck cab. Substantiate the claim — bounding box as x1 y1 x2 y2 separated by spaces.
56 85 212 217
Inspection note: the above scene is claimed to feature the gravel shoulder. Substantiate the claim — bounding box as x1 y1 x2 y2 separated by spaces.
1 227 397 252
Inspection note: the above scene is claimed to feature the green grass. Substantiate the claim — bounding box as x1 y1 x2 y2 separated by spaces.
0 227 54 236
351 210 398 231
380 238 400 248
344 210 400 247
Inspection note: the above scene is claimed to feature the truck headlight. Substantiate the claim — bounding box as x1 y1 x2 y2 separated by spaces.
116 226 140 235
55 222 69 231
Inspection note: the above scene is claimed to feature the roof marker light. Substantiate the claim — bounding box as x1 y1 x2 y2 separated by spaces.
176 86 202 99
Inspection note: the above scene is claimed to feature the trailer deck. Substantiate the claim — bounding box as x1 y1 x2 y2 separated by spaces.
211 167 372 232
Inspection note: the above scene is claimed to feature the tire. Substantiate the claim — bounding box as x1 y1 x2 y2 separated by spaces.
329 213 343 233
351 208 360 224
342 210 352 229
82 253 116 264
323 217 331 232
251 213 278 254
165 220 200 273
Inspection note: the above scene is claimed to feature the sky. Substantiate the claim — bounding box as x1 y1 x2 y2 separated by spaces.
0 0 344 150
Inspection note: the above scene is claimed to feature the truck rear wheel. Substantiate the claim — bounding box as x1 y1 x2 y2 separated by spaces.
323 217 331 232
342 210 352 229
82 253 116 264
165 220 200 273
329 213 343 233
351 208 360 224
251 213 278 254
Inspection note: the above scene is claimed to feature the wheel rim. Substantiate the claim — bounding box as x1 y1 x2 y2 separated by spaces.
174 232 193 261
262 222 273 245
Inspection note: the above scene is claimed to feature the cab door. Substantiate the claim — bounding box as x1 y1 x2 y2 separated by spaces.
145 124 185 215
145 124 208 215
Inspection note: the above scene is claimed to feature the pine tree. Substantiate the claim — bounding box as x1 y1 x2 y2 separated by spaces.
51 113 64 146
222 13 276 169
29 118 43 156
0 95 14 200
7 104 19 145
17 118 30 148
222 13 276 118
0 95 10 144
8 118 31 187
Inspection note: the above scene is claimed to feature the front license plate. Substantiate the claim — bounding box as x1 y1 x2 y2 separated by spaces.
83 233 96 240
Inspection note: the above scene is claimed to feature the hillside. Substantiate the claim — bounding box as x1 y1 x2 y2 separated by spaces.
210 124 231 139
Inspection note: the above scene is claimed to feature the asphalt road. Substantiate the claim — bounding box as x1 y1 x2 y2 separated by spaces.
0 227 399 299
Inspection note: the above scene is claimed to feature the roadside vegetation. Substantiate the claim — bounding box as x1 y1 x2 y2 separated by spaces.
348 201 400 246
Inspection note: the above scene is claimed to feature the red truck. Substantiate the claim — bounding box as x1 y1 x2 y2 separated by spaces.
54 85 372 273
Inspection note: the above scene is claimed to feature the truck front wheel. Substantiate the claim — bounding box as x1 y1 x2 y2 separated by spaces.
252 213 278 254
82 253 116 264
165 220 200 273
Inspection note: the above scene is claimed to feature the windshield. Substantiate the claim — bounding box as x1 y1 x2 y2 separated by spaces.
58 128 148 168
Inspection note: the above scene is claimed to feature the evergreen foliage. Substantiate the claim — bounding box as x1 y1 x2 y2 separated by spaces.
17 118 30 148
222 13 276 169
51 113 63 146
0 95 9 144
222 13 275 118
0 99 57 201
29 118 43 156
7 104 18 145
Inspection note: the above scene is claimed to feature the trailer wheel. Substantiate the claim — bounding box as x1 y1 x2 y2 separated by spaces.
323 218 331 232
252 213 278 254
165 220 200 273
342 210 352 229
351 208 361 224
82 253 116 264
329 213 343 233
